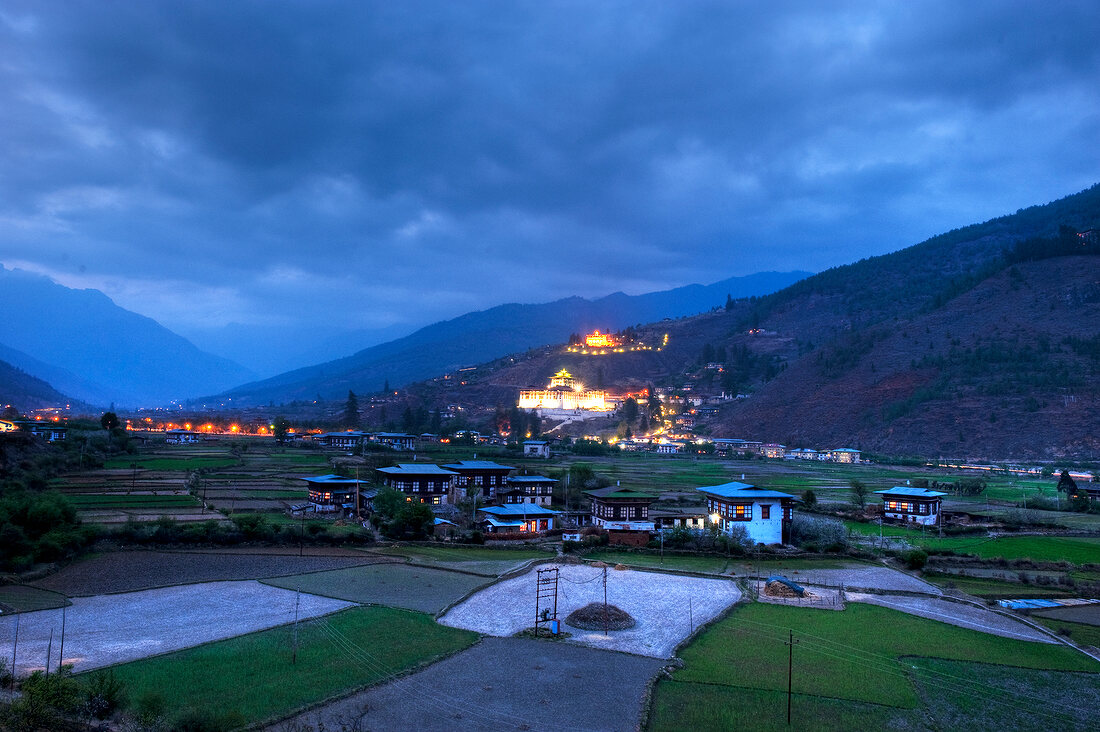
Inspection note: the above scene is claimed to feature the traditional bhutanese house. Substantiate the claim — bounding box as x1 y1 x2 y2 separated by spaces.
433 517 458 539
375 463 458 505
303 474 361 514
650 507 708 531
829 447 861 463
26 424 68 442
585 486 657 531
314 431 366 450
478 503 558 533
523 440 550 458
442 460 515 498
696 482 797 544
372 432 417 451
761 443 786 459
500 475 556 506
655 441 683 454
165 429 201 444
875 486 946 526
787 448 819 460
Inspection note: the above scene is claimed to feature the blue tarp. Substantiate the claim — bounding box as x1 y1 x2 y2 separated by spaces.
767 576 805 596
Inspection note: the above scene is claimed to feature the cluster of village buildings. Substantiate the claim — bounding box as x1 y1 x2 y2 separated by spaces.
298 455 948 545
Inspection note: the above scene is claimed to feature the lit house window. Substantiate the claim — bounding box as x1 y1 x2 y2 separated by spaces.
732 504 750 521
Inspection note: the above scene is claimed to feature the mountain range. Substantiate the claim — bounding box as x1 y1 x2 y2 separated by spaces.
0 266 256 407
420 183 1100 459
205 271 810 405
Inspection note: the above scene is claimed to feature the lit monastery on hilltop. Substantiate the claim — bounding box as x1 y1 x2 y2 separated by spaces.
518 369 610 412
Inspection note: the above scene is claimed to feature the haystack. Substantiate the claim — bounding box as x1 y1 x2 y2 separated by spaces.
565 602 637 631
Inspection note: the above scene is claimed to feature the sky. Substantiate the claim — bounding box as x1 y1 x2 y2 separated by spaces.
1 1 1099 373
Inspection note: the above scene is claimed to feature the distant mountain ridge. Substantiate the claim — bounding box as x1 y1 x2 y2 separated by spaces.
0 357 73 411
439 183 1100 459
0 266 256 407
212 271 811 404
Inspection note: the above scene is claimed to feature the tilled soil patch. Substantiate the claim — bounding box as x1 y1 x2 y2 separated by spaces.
1 581 354 675
269 637 666 732
30 549 384 596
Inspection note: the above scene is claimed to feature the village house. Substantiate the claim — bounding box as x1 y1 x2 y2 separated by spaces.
522 440 550 458
499 475 556 506
761 443 786 459
372 432 417 451
650 507 709 531
375 463 458 505
303 474 362 515
829 447 862 463
165 428 201 444
696 481 797 544
585 486 657 531
875 486 946 526
20 422 68 442
786 448 819 460
442 460 515 499
477 503 558 533
313 431 366 450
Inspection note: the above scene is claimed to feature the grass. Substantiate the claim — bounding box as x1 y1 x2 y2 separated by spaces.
96 605 478 727
66 494 199 508
103 457 238 471
649 601 1100 730
909 657 1100 730
668 602 1095 708
845 521 1100 564
582 549 732 574
649 681 917 731
1031 617 1100 649
374 541 554 572
261 564 490 613
0 585 70 612
923 573 1074 600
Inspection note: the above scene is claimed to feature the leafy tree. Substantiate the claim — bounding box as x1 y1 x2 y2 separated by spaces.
372 486 406 521
343 391 360 429
1056 469 1078 496
802 489 817 507
621 397 639 424
272 416 291 444
100 412 120 431
725 293 734 311
638 412 649 434
849 479 868 508
647 393 662 421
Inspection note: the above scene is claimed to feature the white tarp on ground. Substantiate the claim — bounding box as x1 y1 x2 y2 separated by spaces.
1 580 354 675
440 562 740 658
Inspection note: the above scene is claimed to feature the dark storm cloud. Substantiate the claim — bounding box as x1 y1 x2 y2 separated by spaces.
1 0 1098 365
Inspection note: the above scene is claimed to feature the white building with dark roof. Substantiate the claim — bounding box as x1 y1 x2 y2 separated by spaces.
696 481 797 544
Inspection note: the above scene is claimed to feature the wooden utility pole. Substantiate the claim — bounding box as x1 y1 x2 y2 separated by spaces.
603 565 609 636
10 614 18 690
785 629 799 725
292 587 301 665
58 606 66 672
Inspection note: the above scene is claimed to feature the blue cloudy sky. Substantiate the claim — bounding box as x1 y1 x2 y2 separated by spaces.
1 1 1098 370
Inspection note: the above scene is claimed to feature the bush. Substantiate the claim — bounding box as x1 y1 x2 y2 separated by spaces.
802 489 817 507
789 514 848 550
904 549 928 570
83 669 127 720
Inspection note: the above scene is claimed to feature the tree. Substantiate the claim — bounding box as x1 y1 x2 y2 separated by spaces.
725 293 734 311
100 412 120 431
849 479 868 508
343 391 360 429
638 412 649 434
621 397 639 424
402 406 415 434
1056 469 1078 496
272 416 291 444
647 393 662 421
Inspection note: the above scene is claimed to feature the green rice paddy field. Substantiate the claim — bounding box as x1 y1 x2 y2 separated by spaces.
96 606 478 728
648 601 1100 731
